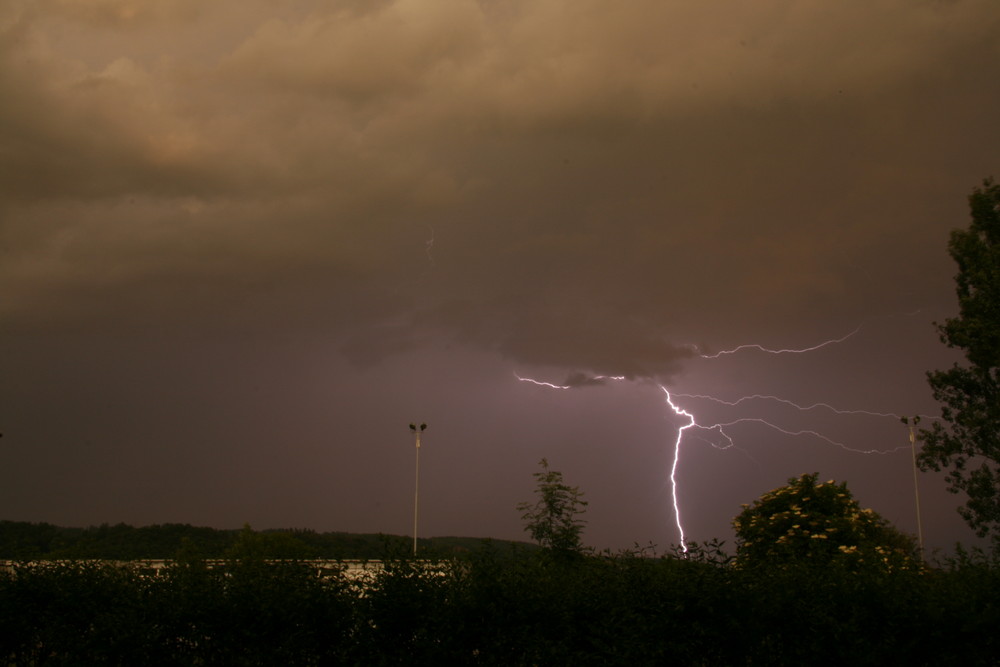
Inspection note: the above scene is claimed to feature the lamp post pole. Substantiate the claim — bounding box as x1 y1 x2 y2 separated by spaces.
408 423 427 555
902 416 925 558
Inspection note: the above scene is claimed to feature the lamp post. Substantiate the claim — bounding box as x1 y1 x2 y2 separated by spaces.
902 416 925 557
408 422 427 555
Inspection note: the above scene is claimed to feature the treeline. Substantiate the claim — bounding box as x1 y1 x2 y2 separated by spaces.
0 520 528 561
2 543 998 665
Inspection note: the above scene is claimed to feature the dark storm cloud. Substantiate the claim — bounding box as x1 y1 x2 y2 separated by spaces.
4 0 998 357
38 0 205 27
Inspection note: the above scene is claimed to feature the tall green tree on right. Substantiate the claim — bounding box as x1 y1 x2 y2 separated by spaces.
918 178 1000 542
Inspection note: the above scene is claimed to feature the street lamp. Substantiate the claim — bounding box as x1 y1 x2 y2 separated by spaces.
901 416 925 557
408 422 427 555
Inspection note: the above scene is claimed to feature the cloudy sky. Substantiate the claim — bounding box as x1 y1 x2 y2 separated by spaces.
2 0 998 553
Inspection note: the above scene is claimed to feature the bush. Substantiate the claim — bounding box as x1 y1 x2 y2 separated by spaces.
3 540 999 664
733 473 920 572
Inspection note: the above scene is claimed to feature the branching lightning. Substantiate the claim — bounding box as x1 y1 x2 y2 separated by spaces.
673 392 901 419
670 406 910 455
515 323 932 552
673 393 940 435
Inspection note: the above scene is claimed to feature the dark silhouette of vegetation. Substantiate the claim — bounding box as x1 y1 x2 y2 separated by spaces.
2 538 998 664
0 520 531 561
733 473 920 571
918 178 1000 544
3 466 998 663
517 458 588 555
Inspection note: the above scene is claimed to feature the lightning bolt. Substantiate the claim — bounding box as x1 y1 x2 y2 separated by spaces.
674 392 941 422
515 322 930 552
657 387 910 555
663 388 693 552
673 392 900 419
693 326 862 358
516 372 696 550
513 372 626 389
514 372 571 389
514 373 718 552
666 395 910 455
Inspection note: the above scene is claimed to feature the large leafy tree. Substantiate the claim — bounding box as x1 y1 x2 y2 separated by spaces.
918 179 1000 542
733 473 919 570
517 458 588 554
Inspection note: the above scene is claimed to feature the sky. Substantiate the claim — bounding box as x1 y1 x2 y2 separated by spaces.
2 0 999 554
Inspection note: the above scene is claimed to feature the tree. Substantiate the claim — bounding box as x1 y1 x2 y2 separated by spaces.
732 473 919 570
517 459 588 554
224 524 316 561
918 178 1000 542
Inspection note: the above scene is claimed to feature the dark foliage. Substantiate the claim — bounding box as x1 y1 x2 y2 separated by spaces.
918 178 1000 542
733 473 920 571
0 520 531 560
517 458 589 555
2 544 999 665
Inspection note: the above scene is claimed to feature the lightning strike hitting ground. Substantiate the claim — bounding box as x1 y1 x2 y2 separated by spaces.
662 387 693 552
515 322 922 551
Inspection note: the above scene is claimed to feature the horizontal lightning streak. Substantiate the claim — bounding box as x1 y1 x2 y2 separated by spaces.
696 326 862 359
674 392 937 451
708 417 909 455
513 372 570 389
673 392 903 419
513 372 625 389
